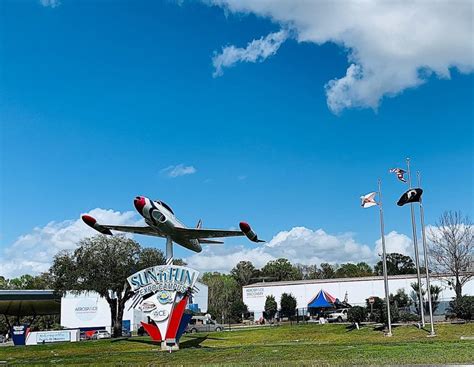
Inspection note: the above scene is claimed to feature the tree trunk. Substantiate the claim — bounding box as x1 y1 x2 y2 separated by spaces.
455 277 463 300
109 298 117 337
114 299 125 338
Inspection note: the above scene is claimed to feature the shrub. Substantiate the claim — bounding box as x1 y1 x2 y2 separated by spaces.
347 306 367 324
447 296 474 321
399 311 420 322
366 297 399 323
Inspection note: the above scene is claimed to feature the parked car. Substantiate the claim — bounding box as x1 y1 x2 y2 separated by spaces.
186 315 224 333
91 330 111 340
327 308 349 322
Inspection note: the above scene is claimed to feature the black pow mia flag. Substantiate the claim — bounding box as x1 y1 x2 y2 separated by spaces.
397 188 423 206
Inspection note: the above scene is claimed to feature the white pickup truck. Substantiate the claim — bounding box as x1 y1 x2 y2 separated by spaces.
327 308 349 322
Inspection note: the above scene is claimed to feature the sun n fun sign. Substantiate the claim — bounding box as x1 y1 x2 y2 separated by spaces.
127 265 199 350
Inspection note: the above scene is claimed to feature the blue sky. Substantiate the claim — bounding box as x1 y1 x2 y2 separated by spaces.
0 1 472 276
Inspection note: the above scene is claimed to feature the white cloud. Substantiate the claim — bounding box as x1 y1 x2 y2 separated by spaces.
212 30 288 77
161 164 197 178
1 214 420 278
0 209 141 279
40 0 61 8
375 230 413 258
208 0 473 113
186 226 376 273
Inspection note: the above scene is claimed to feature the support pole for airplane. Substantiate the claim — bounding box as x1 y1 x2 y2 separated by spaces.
166 236 173 265
417 171 436 336
406 158 425 327
378 179 392 337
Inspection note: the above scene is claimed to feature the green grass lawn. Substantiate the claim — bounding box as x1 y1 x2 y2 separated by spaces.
0 323 473 366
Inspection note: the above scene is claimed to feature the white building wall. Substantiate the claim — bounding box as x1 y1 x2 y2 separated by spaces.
192 283 208 313
243 275 474 320
61 282 208 331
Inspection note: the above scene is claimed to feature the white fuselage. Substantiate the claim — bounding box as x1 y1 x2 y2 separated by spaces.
138 197 202 252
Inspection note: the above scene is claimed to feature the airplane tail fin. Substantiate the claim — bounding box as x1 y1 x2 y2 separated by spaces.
196 219 202 229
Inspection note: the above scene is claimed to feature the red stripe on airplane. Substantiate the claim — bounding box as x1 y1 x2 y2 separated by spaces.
165 295 189 340
140 321 162 341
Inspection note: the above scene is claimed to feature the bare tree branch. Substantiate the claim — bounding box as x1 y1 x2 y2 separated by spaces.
428 211 473 299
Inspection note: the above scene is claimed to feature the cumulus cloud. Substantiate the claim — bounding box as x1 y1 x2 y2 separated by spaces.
374 230 413 258
2 215 420 278
161 164 197 178
186 226 376 273
40 0 61 8
208 0 474 113
212 29 288 77
0 209 141 278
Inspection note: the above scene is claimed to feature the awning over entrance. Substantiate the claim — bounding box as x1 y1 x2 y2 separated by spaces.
307 289 337 308
0 290 61 316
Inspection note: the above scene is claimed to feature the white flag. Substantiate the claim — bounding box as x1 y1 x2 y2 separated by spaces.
360 192 378 208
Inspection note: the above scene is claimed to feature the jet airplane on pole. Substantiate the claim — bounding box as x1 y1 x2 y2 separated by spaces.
82 196 264 260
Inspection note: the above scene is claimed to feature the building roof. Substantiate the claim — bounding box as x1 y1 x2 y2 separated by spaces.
242 273 455 289
0 290 61 316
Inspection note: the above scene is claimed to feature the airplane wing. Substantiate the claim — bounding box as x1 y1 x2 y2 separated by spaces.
175 228 243 239
82 215 162 237
175 222 265 243
198 239 224 244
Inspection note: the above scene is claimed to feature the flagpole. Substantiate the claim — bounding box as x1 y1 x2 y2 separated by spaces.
417 171 436 337
378 179 392 337
406 158 425 327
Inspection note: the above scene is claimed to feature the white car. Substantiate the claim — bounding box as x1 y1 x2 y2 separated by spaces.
327 308 349 322
91 330 111 340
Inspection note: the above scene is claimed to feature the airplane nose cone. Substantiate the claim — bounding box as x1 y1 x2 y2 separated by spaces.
134 196 146 215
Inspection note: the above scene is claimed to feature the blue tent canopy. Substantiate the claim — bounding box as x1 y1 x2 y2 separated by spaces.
307 289 337 308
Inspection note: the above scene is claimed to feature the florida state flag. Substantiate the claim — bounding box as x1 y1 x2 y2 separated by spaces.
397 188 423 206
360 192 378 208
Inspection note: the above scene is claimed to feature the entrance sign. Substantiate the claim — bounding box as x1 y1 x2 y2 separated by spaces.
127 265 199 350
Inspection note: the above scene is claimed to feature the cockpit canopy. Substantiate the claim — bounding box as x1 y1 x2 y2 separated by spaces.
155 200 174 215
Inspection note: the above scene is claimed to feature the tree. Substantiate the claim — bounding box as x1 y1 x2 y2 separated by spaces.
295 264 321 280
335 262 373 278
320 263 337 279
374 253 416 275
4 273 53 289
280 293 297 319
50 235 165 337
231 261 259 287
428 211 473 300
264 295 278 321
201 272 241 323
261 258 302 281
172 259 187 266
230 300 248 323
